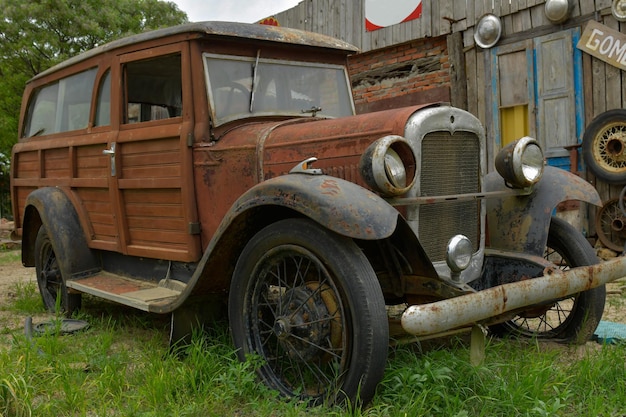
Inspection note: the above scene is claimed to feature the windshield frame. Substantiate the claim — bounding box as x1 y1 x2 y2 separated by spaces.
203 52 355 126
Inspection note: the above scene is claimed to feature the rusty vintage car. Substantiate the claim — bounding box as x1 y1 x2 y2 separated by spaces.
10 21 626 406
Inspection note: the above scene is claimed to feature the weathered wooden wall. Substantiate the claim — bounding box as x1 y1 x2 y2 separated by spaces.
275 0 626 245
273 0 600 52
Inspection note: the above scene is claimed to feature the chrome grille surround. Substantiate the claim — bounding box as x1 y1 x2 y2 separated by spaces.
404 106 487 283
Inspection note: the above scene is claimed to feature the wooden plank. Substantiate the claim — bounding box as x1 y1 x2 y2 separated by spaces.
475 50 488 128
439 0 453 35
502 14 514 36
452 0 467 32
591 58 607 116
501 0 511 16
465 47 479 116
530 4 549 28
580 0 596 15
448 32 468 110
421 0 433 38
603 16 623 110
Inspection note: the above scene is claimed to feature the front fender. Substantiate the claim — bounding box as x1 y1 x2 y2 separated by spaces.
485 166 601 255
226 173 399 240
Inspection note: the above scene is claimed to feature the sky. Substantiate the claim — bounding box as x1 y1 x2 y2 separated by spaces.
172 0 303 23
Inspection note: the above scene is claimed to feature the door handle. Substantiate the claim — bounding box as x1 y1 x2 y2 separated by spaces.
102 142 116 176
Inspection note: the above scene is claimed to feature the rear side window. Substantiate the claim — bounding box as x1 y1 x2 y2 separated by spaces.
23 68 98 137
95 70 111 127
124 54 182 124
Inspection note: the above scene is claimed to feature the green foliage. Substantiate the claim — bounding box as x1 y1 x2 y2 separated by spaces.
0 0 188 157
2 279 626 416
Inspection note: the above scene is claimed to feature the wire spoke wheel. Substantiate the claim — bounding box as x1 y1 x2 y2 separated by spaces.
252 247 345 397
491 217 605 343
229 219 388 406
506 245 577 337
583 109 626 183
596 197 626 252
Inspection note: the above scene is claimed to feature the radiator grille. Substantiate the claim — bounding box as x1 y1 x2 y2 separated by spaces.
418 131 481 262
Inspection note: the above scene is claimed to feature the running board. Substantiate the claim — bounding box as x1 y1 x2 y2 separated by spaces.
66 272 185 312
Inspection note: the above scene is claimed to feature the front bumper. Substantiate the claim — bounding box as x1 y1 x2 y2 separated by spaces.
401 256 626 336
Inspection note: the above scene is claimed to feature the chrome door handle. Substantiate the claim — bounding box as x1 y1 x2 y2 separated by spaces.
102 143 116 155
103 142 116 176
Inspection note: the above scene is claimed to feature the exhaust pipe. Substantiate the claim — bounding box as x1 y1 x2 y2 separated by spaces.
401 256 626 336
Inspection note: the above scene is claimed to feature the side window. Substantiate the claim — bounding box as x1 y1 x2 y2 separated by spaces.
95 70 111 127
124 54 182 124
23 68 97 137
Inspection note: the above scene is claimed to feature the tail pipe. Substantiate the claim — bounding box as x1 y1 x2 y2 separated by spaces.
401 256 626 336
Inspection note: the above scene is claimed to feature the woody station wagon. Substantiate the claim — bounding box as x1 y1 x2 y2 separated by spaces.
10 21 626 406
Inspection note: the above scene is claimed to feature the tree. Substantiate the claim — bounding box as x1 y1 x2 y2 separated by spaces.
0 0 188 156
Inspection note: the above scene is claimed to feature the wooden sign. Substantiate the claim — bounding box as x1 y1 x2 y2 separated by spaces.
577 20 626 71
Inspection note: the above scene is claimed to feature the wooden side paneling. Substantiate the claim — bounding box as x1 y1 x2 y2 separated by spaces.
76 188 116 243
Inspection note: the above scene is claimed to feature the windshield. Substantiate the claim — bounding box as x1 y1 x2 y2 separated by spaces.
204 53 355 126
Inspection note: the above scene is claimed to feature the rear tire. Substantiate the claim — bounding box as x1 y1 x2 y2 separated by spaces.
491 217 605 343
229 218 388 406
35 226 81 315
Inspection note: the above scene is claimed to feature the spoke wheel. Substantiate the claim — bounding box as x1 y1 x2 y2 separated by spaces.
492 217 605 343
582 109 626 183
229 219 388 406
596 197 626 252
35 226 81 315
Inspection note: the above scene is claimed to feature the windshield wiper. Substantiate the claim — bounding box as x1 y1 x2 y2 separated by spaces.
249 49 260 112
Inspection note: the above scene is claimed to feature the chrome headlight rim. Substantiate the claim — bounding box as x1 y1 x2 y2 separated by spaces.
360 135 416 196
495 136 544 188
446 234 473 273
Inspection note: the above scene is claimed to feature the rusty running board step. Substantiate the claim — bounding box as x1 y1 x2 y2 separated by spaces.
66 272 184 312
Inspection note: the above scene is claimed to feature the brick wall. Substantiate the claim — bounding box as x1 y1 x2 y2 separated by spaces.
348 36 451 113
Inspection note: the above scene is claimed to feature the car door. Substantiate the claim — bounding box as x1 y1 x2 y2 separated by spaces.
105 43 200 263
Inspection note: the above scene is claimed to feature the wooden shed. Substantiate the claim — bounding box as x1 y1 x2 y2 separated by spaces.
270 0 626 250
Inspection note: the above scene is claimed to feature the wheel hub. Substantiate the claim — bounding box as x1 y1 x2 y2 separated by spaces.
274 285 331 361
273 318 291 340
606 135 625 158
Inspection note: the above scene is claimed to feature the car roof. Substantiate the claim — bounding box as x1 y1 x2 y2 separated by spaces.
31 21 360 81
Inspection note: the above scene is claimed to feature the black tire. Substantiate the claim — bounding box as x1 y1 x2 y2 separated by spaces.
582 109 626 183
492 217 605 344
35 226 81 315
228 218 388 406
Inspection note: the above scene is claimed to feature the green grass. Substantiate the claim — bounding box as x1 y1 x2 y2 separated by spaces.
2 272 626 416
0 250 20 265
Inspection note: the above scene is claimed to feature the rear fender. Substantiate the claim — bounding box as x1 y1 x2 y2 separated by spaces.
22 187 100 278
485 166 601 256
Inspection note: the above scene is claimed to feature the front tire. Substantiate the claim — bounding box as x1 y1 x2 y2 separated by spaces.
35 226 81 315
492 217 605 343
229 218 389 406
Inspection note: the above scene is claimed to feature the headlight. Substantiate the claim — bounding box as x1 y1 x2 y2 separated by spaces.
359 135 416 196
446 234 473 273
495 136 544 188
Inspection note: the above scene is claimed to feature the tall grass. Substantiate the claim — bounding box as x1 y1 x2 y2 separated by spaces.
1 261 625 416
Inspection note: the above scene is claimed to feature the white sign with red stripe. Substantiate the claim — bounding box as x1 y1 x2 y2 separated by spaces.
365 0 423 31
